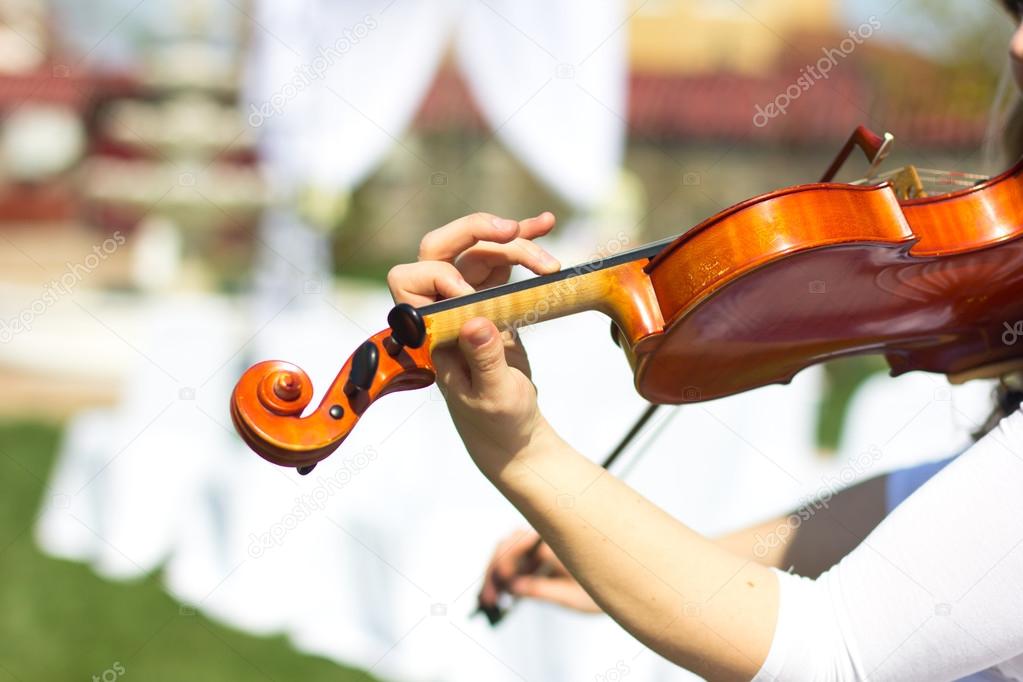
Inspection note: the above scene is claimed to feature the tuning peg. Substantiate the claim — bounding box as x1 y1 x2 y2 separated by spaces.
344 341 379 397
297 463 316 476
384 303 426 356
609 320 622 348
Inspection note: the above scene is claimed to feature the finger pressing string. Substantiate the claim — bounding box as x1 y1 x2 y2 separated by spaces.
418 212 521 262
455 240 561 283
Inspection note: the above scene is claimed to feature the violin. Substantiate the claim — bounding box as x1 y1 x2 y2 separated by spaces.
231 126 1023 472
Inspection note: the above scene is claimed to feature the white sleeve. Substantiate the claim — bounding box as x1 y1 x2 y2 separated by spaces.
752 410 1023 681
884 455 956 513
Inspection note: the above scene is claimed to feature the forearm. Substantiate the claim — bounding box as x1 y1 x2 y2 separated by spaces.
481 420 779 682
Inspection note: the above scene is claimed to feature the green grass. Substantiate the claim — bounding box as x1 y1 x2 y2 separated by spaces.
0 421 378 682
816 357 887 451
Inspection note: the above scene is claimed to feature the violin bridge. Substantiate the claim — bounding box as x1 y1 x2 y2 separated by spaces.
890 165 928 200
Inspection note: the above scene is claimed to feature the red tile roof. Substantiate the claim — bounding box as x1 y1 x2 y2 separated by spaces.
414 64 988 149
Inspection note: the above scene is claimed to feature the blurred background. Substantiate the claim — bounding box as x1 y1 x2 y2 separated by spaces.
0 0 1014 680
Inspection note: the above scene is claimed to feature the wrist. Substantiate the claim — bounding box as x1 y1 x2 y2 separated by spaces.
481 416 568 488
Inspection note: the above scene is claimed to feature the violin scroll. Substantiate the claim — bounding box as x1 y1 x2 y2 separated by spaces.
230 322 437 472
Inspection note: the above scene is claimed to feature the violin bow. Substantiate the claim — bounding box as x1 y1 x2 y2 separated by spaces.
819 125 893 182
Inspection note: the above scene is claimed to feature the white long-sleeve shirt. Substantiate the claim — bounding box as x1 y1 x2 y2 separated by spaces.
753 409 1023 682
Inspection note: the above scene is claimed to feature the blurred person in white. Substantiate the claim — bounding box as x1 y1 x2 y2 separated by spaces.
389 5 1023 681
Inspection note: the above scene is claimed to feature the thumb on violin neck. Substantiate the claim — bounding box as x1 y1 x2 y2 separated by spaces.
459 318 508 391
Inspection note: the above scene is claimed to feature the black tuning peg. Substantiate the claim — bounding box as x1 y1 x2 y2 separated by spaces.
297 463 316 476
609 320 622 348
384 303 426 356
344 341 379 397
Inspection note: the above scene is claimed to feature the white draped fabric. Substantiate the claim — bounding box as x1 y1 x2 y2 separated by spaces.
37 285 828 682
34 280 996 681
245 0 626 209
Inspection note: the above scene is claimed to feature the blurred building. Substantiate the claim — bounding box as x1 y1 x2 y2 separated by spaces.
629 0 837 74
0 0 260 417
347 0 999 269
0 0 1007 417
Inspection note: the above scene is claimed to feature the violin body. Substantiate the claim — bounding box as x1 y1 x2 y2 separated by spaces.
232 155 1023 470
636 160 1023 402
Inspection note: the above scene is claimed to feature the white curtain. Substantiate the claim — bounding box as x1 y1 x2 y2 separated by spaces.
245 0 626 207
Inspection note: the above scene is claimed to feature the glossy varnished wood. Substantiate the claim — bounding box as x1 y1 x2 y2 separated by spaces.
231 330 435 468
231 156 1023 469
635 159 1023 403
231 260 665 468
424 259 664 349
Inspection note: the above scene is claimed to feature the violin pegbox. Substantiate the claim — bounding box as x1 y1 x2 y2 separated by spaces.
230 304 436 473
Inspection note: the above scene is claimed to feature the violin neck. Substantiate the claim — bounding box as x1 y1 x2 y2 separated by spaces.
419 240 671 349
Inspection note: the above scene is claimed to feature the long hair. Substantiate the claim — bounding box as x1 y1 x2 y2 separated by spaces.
983 65 1023 170
999 0 1020 22
976 0 1023 433
985 1 1023 169
975 376 1023 439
